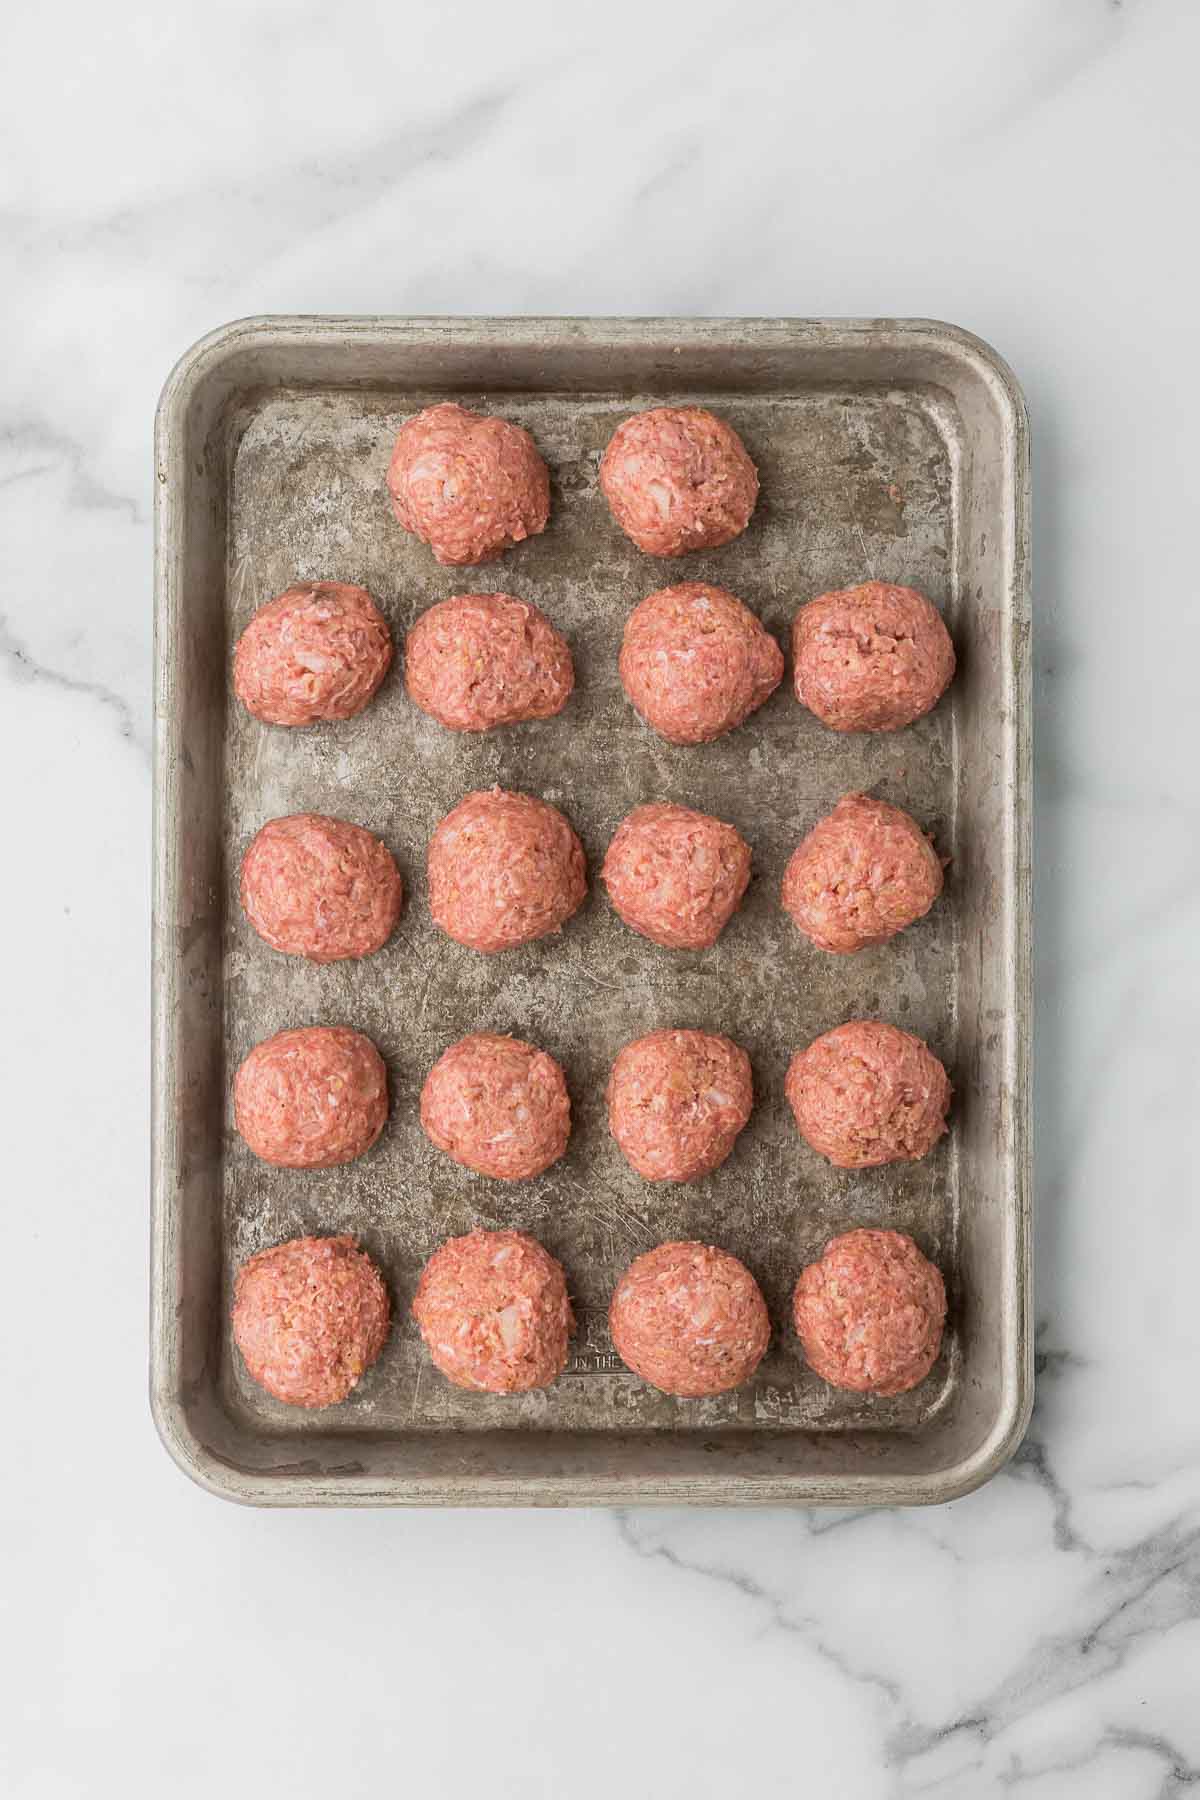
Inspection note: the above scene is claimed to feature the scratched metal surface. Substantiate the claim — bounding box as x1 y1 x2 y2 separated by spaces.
219 379 963 1439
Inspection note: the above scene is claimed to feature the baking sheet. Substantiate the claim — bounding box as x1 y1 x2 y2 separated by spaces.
153 317 1031 1504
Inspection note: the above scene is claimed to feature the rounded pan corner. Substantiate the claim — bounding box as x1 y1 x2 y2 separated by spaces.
909 1370 1035 1508
896 317 1030 442
154 313 326 462
157 316 265 422
149 1375 267 1509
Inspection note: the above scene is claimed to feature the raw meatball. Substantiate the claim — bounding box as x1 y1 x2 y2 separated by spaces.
609 1242 770 1397
405 592 573 732
599 406 759 557
607 1028 753 1182
781 792 943 953
240 813 403 963
233 582 392 726
620 582 783 745
793 1229 946 1396
785 1020 950 1169
231 1235 390 1409
792 580 955 732
412 1229 573 1393
234 1025 388 1168
420 1034 570 1181
387 403 550 566
427 787 587 954
602 803 751 950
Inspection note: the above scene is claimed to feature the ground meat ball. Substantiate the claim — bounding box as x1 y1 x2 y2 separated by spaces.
240 814 403 963
599 406 759 557
781 793 944 953
234 1026 388 1168
413 1230 573 1393
427 787 587 953
609 1242 770 1397
792 580 955 732
231 1235 390 1409
620 583 783 745
607 1029 753 1182
785 1020 950 1169
387 403 550 566
233 582 392 726
420 1034 570 1181
405 592 573 732
793 1229 946 1396
602 803 751 950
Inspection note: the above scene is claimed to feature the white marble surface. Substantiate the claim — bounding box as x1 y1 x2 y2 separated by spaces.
3 1 1198 1794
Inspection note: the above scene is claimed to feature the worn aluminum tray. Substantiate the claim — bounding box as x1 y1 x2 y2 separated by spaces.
152 316 1031 1507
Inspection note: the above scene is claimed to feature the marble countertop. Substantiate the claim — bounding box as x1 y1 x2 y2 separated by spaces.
4 2 1198 1794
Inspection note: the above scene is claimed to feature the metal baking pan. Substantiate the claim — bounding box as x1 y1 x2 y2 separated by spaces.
152 315 1031 1507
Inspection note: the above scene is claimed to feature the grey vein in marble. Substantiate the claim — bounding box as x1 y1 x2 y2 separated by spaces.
0 419 143 525
0 610 149 761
